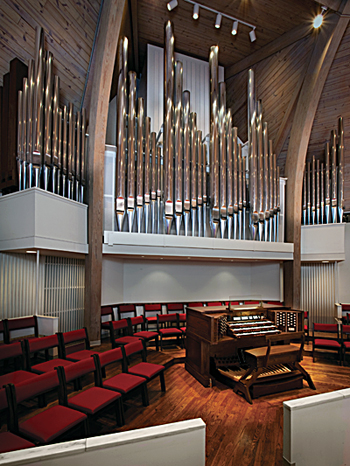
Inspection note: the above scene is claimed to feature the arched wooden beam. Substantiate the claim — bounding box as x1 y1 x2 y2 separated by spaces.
84 0 126 343
284 1 350 308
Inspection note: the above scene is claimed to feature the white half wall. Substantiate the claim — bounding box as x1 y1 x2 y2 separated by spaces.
338 224 350 303
101 256 281 305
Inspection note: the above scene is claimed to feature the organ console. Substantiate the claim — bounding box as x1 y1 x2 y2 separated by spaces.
185 304 315 403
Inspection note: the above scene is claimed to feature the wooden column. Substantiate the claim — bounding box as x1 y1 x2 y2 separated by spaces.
84 0 126 344
284 1 350 308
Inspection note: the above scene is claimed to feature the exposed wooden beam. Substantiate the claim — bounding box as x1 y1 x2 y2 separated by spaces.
274 44 314 157
225 23 313 80
283 1 350 309
314 0 342 11
84 0 126 344
129 0 140 75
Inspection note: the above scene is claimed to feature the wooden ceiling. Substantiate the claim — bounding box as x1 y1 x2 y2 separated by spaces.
0 0 334 111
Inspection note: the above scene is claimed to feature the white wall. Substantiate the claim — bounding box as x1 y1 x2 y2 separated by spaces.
101 256 281 305
338 223 350 303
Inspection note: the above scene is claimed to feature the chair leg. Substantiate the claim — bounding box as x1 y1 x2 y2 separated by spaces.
116 398 125 427
141 383 149 407
155 336 159 352
160 372 166 392
83 418 90 438
160 336 163 352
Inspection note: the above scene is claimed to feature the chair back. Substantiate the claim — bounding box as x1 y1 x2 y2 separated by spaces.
101 305 114 324
58 328 90 358
166 303 184 313
13 370 59 404
118 304 136 320
342 324 350 338
0 342 23 362
7 316 38 342
157 313 180 331
206 302 223 307
313 323 340 340
58 357 95 383
0 320 9 344
128 315 145 334
26 334 59 353
187 302 203 308
95 347 123 369
122 340 146 360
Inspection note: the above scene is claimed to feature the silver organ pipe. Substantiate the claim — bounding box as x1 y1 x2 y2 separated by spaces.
191 112 198 236
151 131 157 234
256 100 264 241
219 82 227 238
183 90 191 236
197 130 203 237
302 118 345 225
15 27 86 202
238 141 243 240
17 90 23 191
136 97 145 233
174 61 183 236
269 141 274 241
127 71 136 233
144 117 151 233
226 113 233 239
263 123 269 242
203 142 208 238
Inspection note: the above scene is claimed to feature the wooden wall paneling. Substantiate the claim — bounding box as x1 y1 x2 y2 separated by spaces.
1 73 10 190
284 2 350 308
84 0 127 344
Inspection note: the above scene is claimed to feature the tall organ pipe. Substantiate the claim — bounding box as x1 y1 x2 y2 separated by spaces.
75 111 81 201
197 131 203 237
219 82 227 238
136 98 145 233
52 76 60 194
174 61 183 235
316 159 320 224
256 100 264 240
238 141 243 240
17 90 23 190
263 123 269 241
43 51 53 192
325 142 330 224
191 113 198 236
164 21 175 234
144 116 151 233
115 37 128 231
338 117 344 222
62 105 68 196
80 108 86 202
226 113 233 239
331 130 337 223
248 69 258 240
21 78 28 190
209 45 219 237
269 141 274 241
183 90 191 235
127 71 137 232
26 60 34 188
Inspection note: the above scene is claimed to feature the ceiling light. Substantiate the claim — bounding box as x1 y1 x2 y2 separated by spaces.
215 13 222 28
167 0 178 11
231 20 238 35
26 250 36 254
193 3 199 19
313 6 327 28
249 28 256 42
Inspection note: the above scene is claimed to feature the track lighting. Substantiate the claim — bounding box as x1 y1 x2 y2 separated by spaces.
313 6 327 28
169 0 257 42
249 28 256 42
215 13 222 29
167 0 178 11
193 3 199 19
231 20 238 35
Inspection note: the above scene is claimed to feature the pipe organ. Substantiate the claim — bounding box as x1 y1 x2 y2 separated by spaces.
16 27 87 203
302 117 344 225
114 22 282 241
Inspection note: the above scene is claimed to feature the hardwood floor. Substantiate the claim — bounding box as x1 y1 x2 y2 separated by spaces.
2 340 350 465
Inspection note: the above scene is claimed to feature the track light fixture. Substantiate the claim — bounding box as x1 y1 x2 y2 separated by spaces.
167 0 178 11
215 13 222 29
249 28 256 42
169 0 257 42
193 3 199 19
231 20 238 35
313 6 327 28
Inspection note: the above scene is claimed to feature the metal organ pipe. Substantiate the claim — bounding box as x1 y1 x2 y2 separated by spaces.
183 90 191 236
226 113 233 239
136 98 145 233
174 61 183 235
144 117 151 233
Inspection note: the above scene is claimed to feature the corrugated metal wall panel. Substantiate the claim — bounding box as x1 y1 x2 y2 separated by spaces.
0 252 84 332
301 262 338 325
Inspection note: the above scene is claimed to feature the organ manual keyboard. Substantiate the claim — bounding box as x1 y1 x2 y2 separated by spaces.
185 304 315 402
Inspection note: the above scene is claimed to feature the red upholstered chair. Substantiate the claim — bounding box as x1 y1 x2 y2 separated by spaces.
0 387 35 453
304 311 309 340
245 301 261 305
101 305 116 333
109 320 141 348
24 335 74 374
58 328 100 362
0 320 9 345
341 324 350 366
206 301 223 307
157 313 184 350
7 316 39 344
143 304 163 328
118 304 137 321
56 357 124 430
0 342 38 388
6 371 88 445
166 303 186 325
93 348 149 410
187 302 204 308
312 323 342 365
123 340 165 394
127 315 159 351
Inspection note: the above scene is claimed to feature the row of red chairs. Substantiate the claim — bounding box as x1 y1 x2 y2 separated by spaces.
107 314 186 352
312 322 350 365
0 339 165 454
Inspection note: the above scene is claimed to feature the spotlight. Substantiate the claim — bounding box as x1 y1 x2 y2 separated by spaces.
231 20 238 35
313 6 327 28
193 3 199 19
215 13 222 28
249 28 256 42
167 0 178 11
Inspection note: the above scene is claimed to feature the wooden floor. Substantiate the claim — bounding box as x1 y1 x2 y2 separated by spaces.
3 339 350 465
